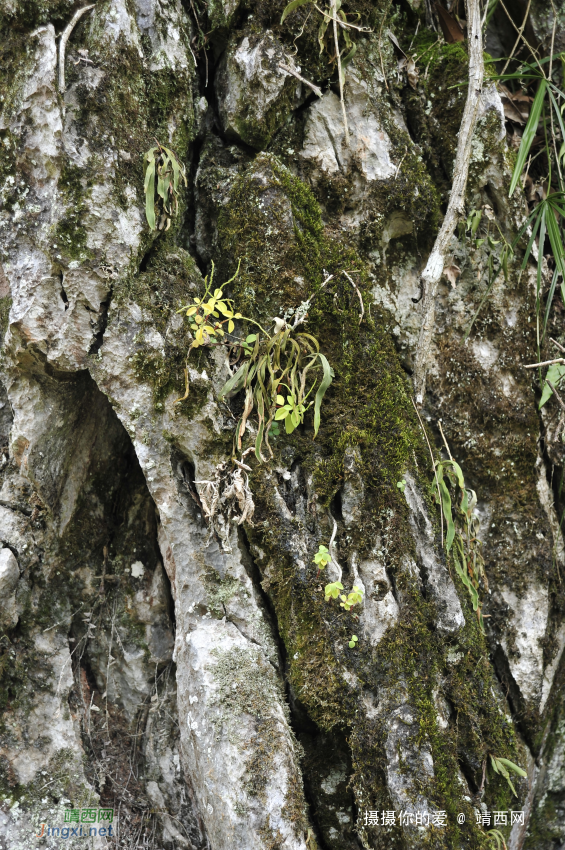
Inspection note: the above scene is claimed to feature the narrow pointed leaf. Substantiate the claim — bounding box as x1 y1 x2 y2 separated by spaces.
313 354 334 436
509 79 547 197
281 0 312 24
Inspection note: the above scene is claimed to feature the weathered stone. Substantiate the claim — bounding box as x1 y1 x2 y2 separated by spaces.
215 31 302 149
0 548 19 627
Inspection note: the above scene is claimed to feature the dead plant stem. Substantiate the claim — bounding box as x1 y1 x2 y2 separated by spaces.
412 0 484 404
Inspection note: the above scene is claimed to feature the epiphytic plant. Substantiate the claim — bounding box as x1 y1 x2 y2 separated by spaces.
177 260 244 349
486 828 507 850
324 580 363 611
143 142 187 231
313 544 331 569
218 307 334 461
435 453 487 630
175 261 334 462
489 754 527 797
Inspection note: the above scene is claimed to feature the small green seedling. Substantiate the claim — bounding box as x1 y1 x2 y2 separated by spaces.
324 580 343 601
275 393 308 435
466 207 482 236
268 421 281 438
339 585 364 611
177 261 243 349
490 755 527 797
397 480 406 493
348 635 358 649
313 545 331 569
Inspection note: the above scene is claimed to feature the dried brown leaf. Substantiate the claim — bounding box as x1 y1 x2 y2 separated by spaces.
443 263 461 288
434 2 465 43
406 57 419 89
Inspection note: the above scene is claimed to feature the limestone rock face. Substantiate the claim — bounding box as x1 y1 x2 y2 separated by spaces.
0 548 19 628
1 0 565 848
215 31 302 149
301 75 396 183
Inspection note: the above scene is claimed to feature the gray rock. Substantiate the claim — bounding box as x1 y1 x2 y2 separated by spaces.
301 67 396 184
0 548 19 627
215 31 302 149
403 472 466 634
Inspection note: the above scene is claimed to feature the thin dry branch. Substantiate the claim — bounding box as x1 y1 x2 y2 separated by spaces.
500 0 532 74
331 0 349 145
547 380 565 411
524 357 565 369
58 4 95 92
411 398 444 546
342 270 365 323
412 0 484 405
278 63 322 97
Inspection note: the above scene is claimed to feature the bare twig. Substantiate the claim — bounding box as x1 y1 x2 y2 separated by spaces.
478 758 487 796
342 270 365 323
551 337 565 353
497 0 543 73
412 0 484 405
327 511 343 581
330 0 349 145
524 357 565 368
500 0 532 74
547 380 565 411
278 63 322 97
189 0 208 86
438 419 453 460
378 0 393 91
58 5 95 92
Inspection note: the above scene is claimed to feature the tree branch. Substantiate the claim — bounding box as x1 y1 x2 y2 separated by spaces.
58 5 95 93
278 64 322 98
412 0 484 405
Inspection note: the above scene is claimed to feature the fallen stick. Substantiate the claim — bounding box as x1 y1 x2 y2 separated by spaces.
58 4 95 92
412 0 484 405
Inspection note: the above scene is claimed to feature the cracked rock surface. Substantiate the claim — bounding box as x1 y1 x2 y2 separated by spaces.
1 1 565 849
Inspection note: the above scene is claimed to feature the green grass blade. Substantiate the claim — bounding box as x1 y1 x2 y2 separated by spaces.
548 87 565 150
546 204 565 279
509 79 547 197
439 479 455 551
543 267 559 343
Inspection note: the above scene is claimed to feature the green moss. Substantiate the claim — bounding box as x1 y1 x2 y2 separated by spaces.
0 0 75 31
214 153 526 848
203 571 244 617
115 247 215 416
53 162 92 262
402 38 470 197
